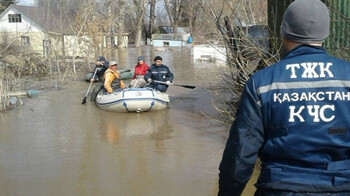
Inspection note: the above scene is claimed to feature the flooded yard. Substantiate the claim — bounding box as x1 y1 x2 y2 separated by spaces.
0 46 257 196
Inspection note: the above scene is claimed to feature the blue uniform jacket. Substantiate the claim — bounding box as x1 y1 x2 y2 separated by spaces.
144 64 173 82
218 45 350 195
144 64 174 92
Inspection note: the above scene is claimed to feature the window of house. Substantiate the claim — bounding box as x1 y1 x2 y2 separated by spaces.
21 36 30 46
8 14 22 23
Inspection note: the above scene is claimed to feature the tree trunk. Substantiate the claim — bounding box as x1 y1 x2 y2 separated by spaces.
164 0 174 26
117 0 125 49
173 21 178 37
134 0 146 48
134 24 142 47
148 0 156 38
164 0 185 37
107 0 113 49
117 24 124 49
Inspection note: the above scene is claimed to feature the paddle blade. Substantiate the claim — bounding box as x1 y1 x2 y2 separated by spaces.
81 97 87 104
182 85 196 89
173 84 196 89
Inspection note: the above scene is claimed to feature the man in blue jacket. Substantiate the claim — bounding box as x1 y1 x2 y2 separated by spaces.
144 56 174 92
218 0 350 195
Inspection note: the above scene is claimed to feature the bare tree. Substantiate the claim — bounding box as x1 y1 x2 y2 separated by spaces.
164 0 187 35
115 0 127 49
146 0 158 38
183 0 200 35
201 0 277 122
0 0 17 13
133 0 148 47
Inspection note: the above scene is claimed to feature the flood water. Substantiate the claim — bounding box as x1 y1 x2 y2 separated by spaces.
0 46 257 196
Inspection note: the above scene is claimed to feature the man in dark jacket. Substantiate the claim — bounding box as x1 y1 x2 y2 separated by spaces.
90 56 109 101
144 56 174 92
218 0 350 195
90 56 109 82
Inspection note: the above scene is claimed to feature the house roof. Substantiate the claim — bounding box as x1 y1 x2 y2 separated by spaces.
6 5 71 34
157 26 189 35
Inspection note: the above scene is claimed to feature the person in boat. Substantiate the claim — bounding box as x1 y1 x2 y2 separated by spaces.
129 56 149 88
90 56 109 82
144 56 173 93
104 61 125 93
90 56 109 101
218 0 350 195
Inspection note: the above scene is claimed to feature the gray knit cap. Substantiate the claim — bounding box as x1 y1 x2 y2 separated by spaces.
281 0 330 43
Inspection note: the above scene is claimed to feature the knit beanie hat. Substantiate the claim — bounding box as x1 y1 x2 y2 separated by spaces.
97 56 106 61
154 56 162 61
281 0 330 43
138 56 144 61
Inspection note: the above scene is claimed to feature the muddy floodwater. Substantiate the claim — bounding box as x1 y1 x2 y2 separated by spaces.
0 46 257 196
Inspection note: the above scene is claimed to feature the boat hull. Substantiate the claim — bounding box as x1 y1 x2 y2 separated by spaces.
96 88 170 112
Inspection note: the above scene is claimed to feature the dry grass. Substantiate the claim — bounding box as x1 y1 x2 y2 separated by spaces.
0 70 18 111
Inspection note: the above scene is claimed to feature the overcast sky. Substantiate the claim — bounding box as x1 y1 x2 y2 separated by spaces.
16 0 36 6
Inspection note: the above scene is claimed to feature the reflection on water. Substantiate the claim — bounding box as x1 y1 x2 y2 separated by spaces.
99 111 173 144
0 46 256 196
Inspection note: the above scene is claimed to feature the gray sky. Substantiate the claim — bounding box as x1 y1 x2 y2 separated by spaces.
17 0 36 6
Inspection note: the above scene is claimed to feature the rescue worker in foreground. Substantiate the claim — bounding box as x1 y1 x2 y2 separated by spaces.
218 0 350 195
104 61 125 93
90 56 109 101
144 56 173 93
129 56 149 88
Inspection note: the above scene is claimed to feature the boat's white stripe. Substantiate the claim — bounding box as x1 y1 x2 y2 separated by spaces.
97 97 169 106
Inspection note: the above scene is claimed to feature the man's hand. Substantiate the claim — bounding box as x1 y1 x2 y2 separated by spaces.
147 78 152 83
90 78 95 82
166 81 172 85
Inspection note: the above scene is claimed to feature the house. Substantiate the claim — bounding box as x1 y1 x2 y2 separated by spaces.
151 26 190 47
0 5 129 58
0 5 65 58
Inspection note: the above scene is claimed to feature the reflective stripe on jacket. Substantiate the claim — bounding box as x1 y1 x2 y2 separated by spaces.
219 45 350 195
144 64 174 83
104 68 125 93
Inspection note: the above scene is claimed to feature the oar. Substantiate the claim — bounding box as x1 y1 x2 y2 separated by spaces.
82 67 98 104
119 69 131 73
153 80 196 89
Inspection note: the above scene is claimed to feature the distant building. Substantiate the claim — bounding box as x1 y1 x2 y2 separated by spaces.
151 26 190 47
0 5 129 58
0 5 64 58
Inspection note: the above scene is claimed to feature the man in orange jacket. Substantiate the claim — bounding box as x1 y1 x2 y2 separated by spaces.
104 61 125 93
